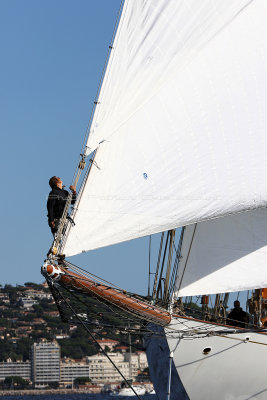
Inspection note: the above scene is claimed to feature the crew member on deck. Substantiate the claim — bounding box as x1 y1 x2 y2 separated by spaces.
47 176 76 236
226 300 249 328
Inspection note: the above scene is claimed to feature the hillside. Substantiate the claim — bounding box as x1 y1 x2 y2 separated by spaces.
0 282 143 361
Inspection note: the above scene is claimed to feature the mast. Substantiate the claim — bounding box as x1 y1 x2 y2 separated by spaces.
163 230 175 303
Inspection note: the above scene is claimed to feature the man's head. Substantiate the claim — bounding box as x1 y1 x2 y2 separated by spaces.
49 176 63 189
234 300 241 309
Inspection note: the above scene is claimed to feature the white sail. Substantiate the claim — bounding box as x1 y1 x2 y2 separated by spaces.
64 0 267 256
173 208 267 296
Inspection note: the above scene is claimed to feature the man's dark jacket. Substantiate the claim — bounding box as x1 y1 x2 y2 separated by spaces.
47 186 76 225
226 307 248 328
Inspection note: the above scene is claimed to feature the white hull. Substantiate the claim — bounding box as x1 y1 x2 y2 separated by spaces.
145 316 267 400
111 386 146 396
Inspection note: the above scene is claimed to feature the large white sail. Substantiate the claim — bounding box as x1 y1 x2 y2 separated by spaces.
64 0 267 256
173 208 267 296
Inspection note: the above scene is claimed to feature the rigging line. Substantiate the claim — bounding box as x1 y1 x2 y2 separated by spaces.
64 260 170 311
46 277 163 335
181 305 259 330
156 231 171 301
62 273 168 325
213 333 267 347
246 290 250 314
164 230 176 302
55 283 154 338
50 277 220 337
59 151 97 254
152 232 164 301
148 235 151 297
168 227 185 300
61 287 166 338
71 0 125 178
55 286 143 400
52 155 87 254
64 260 127 291
58 0 125 254
175 224 197 298
62 265 167 313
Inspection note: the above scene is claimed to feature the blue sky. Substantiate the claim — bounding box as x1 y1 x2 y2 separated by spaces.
0 0 157 294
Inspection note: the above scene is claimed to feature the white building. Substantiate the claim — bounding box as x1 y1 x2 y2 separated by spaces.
31 341 60 387
24 290 53 300
19 297 38 309
60 360 90 386
87 352 129 383
124 351 148 374
0 360 31 381
86 351 148 383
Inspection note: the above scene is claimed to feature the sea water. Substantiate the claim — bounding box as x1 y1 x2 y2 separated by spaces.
4 394 156 400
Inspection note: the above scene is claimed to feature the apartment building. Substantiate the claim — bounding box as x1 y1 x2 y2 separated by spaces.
31 341 60 387
0 360 31 381
60 360 89 386
86 351 148 383
87 352 130 383
0 340 148 386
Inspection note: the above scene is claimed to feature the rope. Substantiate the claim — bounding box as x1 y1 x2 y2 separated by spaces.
156 231 170 300
56 288 143 400
152 232 165 300
58 153 96 254
71 0 125 180
50 0 125 256
148 235 151 297
212 332 267 347
61 261 261 331
61 282 164 340
47 272 267 351
64 260 128 292
175 224 197 297
60 266 169 326
168 228 184 301
64 259 170 311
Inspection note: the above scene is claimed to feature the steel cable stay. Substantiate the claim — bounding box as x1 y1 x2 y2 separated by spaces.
50 278 267 399
50 260 264 334
48 279 162 339
45 268 267 351
69 0 125 185
44 264 219 337
64 259 131 292
63 275 169 326
51 274 256 343
46 262 171 327
48 264 266 340
174 224 197 298
167 227 185 301
49 0 125 257
49 283 143 400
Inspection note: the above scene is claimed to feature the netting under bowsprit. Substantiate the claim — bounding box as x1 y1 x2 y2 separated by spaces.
41 262 171 327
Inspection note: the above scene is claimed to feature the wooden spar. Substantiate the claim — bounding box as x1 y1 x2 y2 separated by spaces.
44 264 171 326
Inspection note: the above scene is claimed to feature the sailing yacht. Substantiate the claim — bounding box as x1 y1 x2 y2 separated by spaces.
42 1 267 399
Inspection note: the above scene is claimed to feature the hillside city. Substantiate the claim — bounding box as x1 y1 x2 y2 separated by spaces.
0 282 152 392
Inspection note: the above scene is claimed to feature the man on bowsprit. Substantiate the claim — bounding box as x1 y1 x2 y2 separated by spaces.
47 176 76 236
